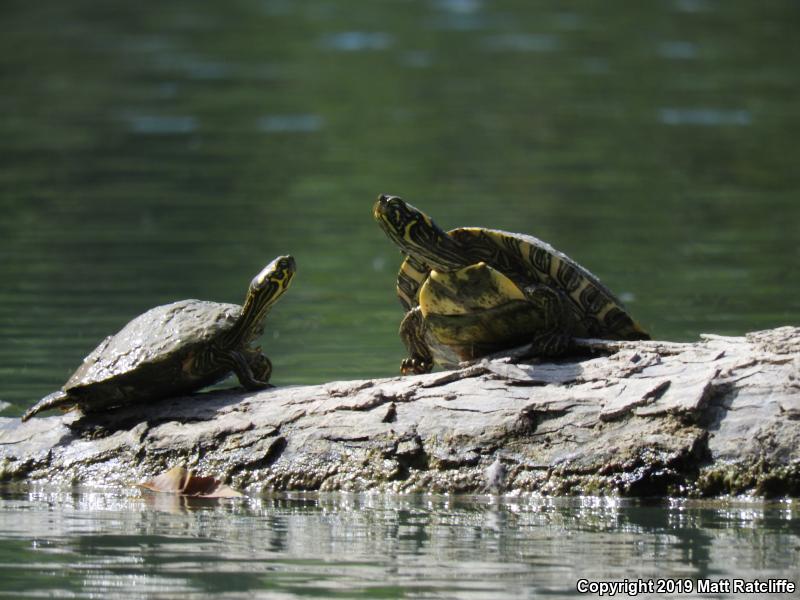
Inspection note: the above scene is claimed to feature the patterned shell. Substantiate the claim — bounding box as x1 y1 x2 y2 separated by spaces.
397 227 648 340
63 299 241 391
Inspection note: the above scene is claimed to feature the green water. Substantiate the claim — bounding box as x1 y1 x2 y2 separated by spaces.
1 0 798 416
1 0 799 596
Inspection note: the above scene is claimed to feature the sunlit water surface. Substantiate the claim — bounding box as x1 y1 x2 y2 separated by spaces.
0 491 798 599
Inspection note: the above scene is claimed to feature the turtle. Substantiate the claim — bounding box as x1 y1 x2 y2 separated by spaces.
21 255 296 421
373 194 649 374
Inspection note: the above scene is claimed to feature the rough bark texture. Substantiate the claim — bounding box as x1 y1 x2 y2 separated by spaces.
1 326 798 497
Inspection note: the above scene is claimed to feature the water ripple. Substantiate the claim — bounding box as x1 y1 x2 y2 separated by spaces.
481 33 560 53
123 114 199 135
320 32 393 52
674 0 715 13
658 41 698 59
432 0 483 13
256 114 324 133
658 107 752 126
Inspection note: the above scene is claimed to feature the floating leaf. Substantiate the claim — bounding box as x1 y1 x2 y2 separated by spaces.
139 466 243 498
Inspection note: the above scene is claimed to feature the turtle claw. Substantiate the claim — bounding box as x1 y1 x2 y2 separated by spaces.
528 332 571 357
401 357 432 375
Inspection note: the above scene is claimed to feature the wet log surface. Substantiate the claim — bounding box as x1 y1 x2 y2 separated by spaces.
1 326 798 497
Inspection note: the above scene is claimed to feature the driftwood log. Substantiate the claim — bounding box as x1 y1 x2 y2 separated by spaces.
1 326 798 497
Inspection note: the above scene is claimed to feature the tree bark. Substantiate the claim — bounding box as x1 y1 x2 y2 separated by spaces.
1 326 798 497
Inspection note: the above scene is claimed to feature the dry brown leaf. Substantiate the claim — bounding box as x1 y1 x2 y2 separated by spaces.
139 466 243 498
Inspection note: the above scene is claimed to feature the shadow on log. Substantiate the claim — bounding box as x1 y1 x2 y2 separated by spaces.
1 326 798 497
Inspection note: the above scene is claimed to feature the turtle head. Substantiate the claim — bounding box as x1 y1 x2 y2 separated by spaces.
250 254 296 299
373 194 465 271
233 255 296 345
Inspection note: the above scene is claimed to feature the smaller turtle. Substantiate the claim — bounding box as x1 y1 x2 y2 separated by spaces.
22 255 296 421
373 195 649 374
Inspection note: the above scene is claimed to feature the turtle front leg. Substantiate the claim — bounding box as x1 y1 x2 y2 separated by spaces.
522 285 572 357
244 346 273 383
399 307 434 375
227 348 273 390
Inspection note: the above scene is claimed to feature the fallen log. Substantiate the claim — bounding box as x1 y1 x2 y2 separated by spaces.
1 326 798 497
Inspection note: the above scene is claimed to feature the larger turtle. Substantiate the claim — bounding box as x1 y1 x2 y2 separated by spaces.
373 195 649 374
21 255 296 421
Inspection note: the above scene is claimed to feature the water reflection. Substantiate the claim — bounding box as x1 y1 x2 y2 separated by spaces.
0 491 798 598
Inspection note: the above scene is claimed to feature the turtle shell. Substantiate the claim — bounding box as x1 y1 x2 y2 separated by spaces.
397 227 648 341
62 299 243 409
417 263 550 364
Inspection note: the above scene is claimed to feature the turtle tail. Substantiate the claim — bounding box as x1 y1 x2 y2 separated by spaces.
21 391 72 422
